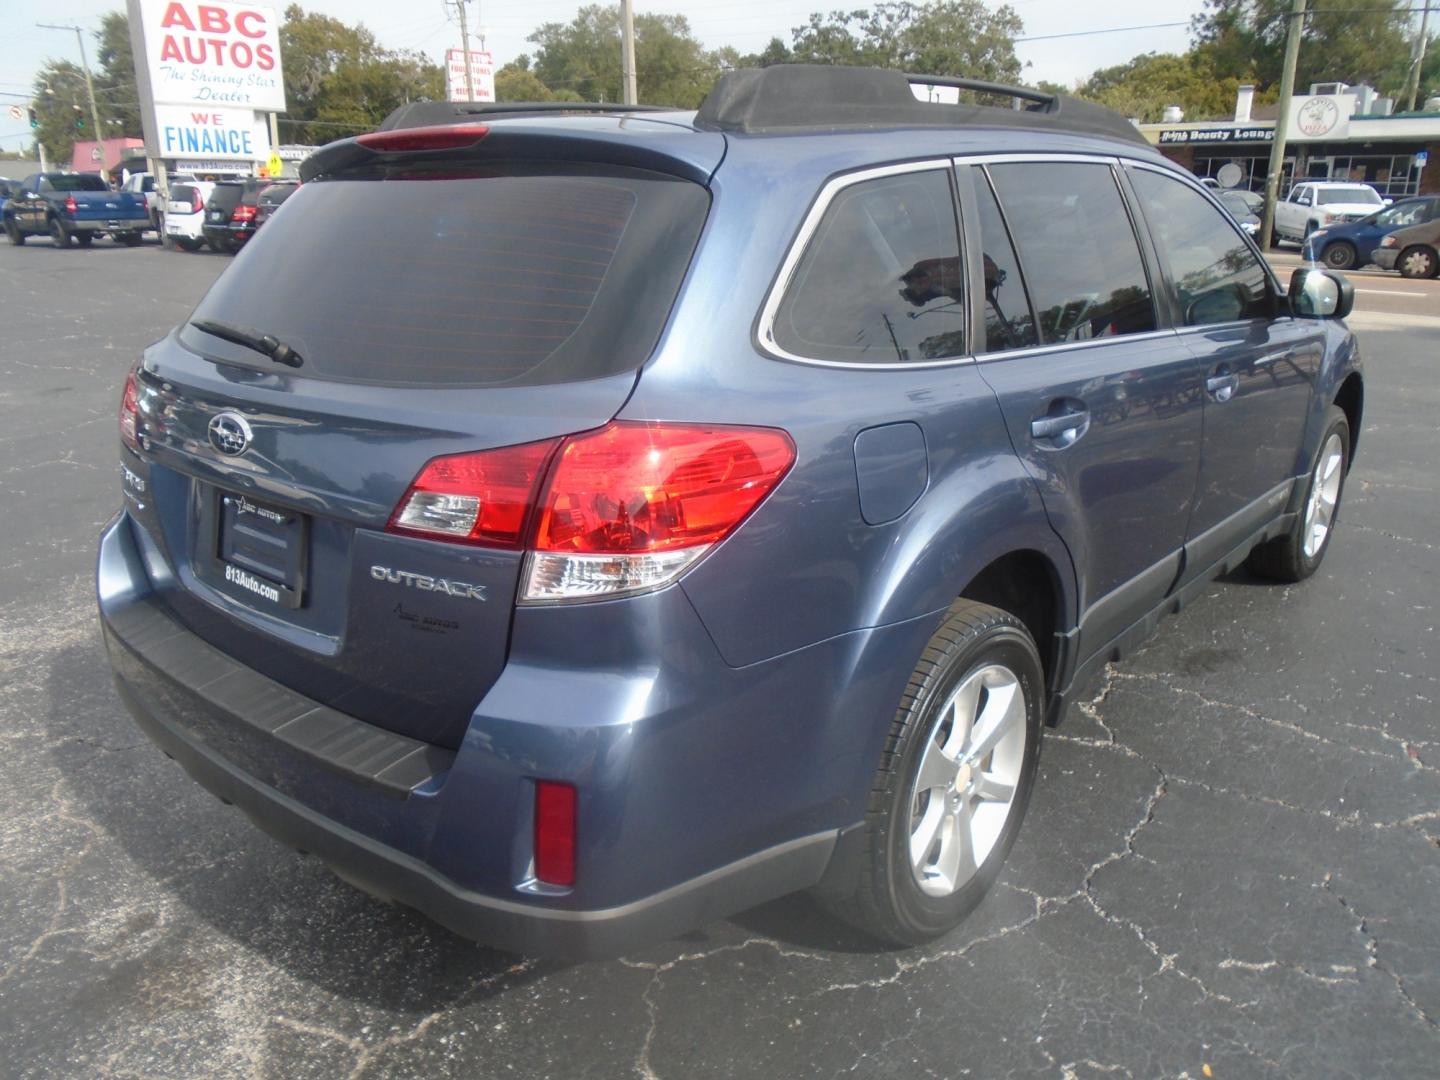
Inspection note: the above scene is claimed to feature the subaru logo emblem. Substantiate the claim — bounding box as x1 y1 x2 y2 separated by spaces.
208 411 253 456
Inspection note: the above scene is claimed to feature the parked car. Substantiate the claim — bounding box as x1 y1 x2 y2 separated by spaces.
3 172 149 247
1303 195 1440 269
98 65 1362 959
200 178 267 253
1273 181 1386 244
1217 189 1261 235
1373 213 1440 277
162 180 216 251
121 172 196 231
252 180 300 231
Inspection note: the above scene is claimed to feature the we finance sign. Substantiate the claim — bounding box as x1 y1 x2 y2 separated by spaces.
155 104 268 159
138 0 286 112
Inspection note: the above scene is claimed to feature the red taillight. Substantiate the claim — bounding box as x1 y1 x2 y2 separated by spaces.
64 195 78 215
387 422 795 601
191 192 202 213
119 363 141 453
533 422 797 555
356 124 490 153
231 204 257 223
387 439 559 548
534 781 576 887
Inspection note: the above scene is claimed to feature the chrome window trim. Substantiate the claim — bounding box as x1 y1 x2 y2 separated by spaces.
971 328 1179 366
755 158 976 371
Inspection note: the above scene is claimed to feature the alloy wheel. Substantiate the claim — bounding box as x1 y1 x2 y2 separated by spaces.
1303 432 1345 559
907 664 1027 898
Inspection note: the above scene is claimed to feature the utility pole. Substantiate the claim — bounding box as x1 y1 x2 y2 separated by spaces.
620 0 638 105
450 0 476 102
1259 0 1307 253
37 22 108 176
1403 3 1432 113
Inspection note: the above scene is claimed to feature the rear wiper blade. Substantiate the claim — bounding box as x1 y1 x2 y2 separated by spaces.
190 318 303 368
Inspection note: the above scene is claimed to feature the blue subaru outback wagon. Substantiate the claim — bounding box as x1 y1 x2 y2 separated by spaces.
98 66 1363 957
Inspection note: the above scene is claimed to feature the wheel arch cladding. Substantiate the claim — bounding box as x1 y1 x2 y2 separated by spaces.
957 549 1066 691
1334 372 1363 466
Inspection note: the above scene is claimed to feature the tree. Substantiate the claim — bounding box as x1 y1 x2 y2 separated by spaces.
1192 0 1418 96
789 1 1024 82
95 12 141 139
29 12 142 165
1075 51 1265 123
527 5 723 107
494 55 582 102
279 5 442 143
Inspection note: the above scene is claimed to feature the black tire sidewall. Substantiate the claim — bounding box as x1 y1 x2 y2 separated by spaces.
49 218 70 248
880 621 1043 940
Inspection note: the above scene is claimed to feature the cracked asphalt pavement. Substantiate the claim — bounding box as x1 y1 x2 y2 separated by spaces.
2 241 1437 1079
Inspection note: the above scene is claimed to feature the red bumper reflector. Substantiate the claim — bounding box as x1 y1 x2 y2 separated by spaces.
535 781 577 887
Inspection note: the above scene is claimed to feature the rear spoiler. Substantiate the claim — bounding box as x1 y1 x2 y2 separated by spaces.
377 100 679 131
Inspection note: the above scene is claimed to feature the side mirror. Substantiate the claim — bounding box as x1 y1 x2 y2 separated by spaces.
1289 267 1354 319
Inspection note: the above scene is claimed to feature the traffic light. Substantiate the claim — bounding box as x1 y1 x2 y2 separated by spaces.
27 107 37 128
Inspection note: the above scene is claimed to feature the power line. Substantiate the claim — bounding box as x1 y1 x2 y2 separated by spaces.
1016 22 1190 44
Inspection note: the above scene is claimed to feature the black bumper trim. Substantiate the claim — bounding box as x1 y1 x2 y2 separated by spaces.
104 599 454 796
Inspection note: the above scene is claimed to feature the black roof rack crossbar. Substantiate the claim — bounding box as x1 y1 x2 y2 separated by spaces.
378 100 676 132
695 65 1148 147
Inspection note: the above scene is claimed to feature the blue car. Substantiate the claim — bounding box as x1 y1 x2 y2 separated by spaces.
97 66 1363 957
1303 195 1440 269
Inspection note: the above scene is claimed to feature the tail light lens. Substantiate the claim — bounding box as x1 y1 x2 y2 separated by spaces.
386 422 795 603
191 192 202 213
526 422 795 602
388 439 559 548
357 124 490 152
534 781 577 887
64 195 78 215
231 204 257 222
119 362 141 453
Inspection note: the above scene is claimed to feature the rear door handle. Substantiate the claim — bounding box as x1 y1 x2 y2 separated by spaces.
1030 411 1088 439
1206 374 1239 402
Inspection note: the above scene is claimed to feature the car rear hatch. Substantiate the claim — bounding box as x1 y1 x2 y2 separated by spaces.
129 119 718 748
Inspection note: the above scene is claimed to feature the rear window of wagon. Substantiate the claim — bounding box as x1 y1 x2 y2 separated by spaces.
181 164 709 388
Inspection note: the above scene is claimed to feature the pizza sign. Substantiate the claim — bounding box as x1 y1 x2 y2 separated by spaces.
1296 96 1341 138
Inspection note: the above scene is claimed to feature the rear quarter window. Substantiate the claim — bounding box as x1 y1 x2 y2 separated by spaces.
182 164 708 388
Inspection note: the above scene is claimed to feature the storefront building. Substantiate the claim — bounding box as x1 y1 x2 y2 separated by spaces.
1140 82 1440 199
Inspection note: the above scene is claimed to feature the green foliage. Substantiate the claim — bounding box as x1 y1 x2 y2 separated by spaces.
30 13 140 165
527 5 723 107
788 1 1024 82
279 5 443 144
1075 51 1269 123
1191 0 1420 96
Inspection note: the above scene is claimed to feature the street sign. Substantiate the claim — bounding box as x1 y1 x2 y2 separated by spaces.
1417 151 1430 170
6 104 22 121
267 151 283 177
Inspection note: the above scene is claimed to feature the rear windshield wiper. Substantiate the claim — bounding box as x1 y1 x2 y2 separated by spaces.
190 318 304 368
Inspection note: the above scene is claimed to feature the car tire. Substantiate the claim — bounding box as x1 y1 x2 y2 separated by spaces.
177 237 203 252
205 237 223 253
4 216 23 246
1322 241 1356 270
75 233 94 247
117 232 143 247
1397 245 1438 279
1246 405 1350 583
817 600 1043 946
49 218 72 248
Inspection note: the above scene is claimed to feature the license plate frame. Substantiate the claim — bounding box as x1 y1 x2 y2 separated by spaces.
208 488 308 610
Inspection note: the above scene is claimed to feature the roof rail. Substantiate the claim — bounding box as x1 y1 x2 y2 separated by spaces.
695 65 1148 147
378 100 677 132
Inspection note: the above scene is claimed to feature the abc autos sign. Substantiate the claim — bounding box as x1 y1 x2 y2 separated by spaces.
138 0 286 113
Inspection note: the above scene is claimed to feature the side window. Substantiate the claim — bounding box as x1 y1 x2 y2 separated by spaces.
970 168 1037 353
38 176 53 193
1130 169 1272 327
986 162 1157 345
772 169 966 364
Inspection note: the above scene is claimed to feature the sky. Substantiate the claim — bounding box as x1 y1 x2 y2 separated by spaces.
0 0 1205 151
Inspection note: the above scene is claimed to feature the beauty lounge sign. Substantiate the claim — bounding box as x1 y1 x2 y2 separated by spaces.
138 0 286 113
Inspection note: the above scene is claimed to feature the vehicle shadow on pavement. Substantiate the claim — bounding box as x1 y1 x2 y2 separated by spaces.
46 636 561 1012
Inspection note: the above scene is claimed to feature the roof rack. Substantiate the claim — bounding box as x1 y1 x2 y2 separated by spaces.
378 100 677 132
695 65 1148 147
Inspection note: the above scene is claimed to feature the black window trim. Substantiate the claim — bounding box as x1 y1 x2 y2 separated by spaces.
755 157 976 370
955 152 1175 364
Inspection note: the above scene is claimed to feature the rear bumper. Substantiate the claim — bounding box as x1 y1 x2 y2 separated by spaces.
67 215 148 232
96 511 910 957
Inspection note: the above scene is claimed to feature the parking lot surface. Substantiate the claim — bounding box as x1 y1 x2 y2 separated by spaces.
2 241 1437 1079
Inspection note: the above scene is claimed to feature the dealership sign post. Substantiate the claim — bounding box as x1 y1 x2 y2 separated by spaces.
126 0 287 198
